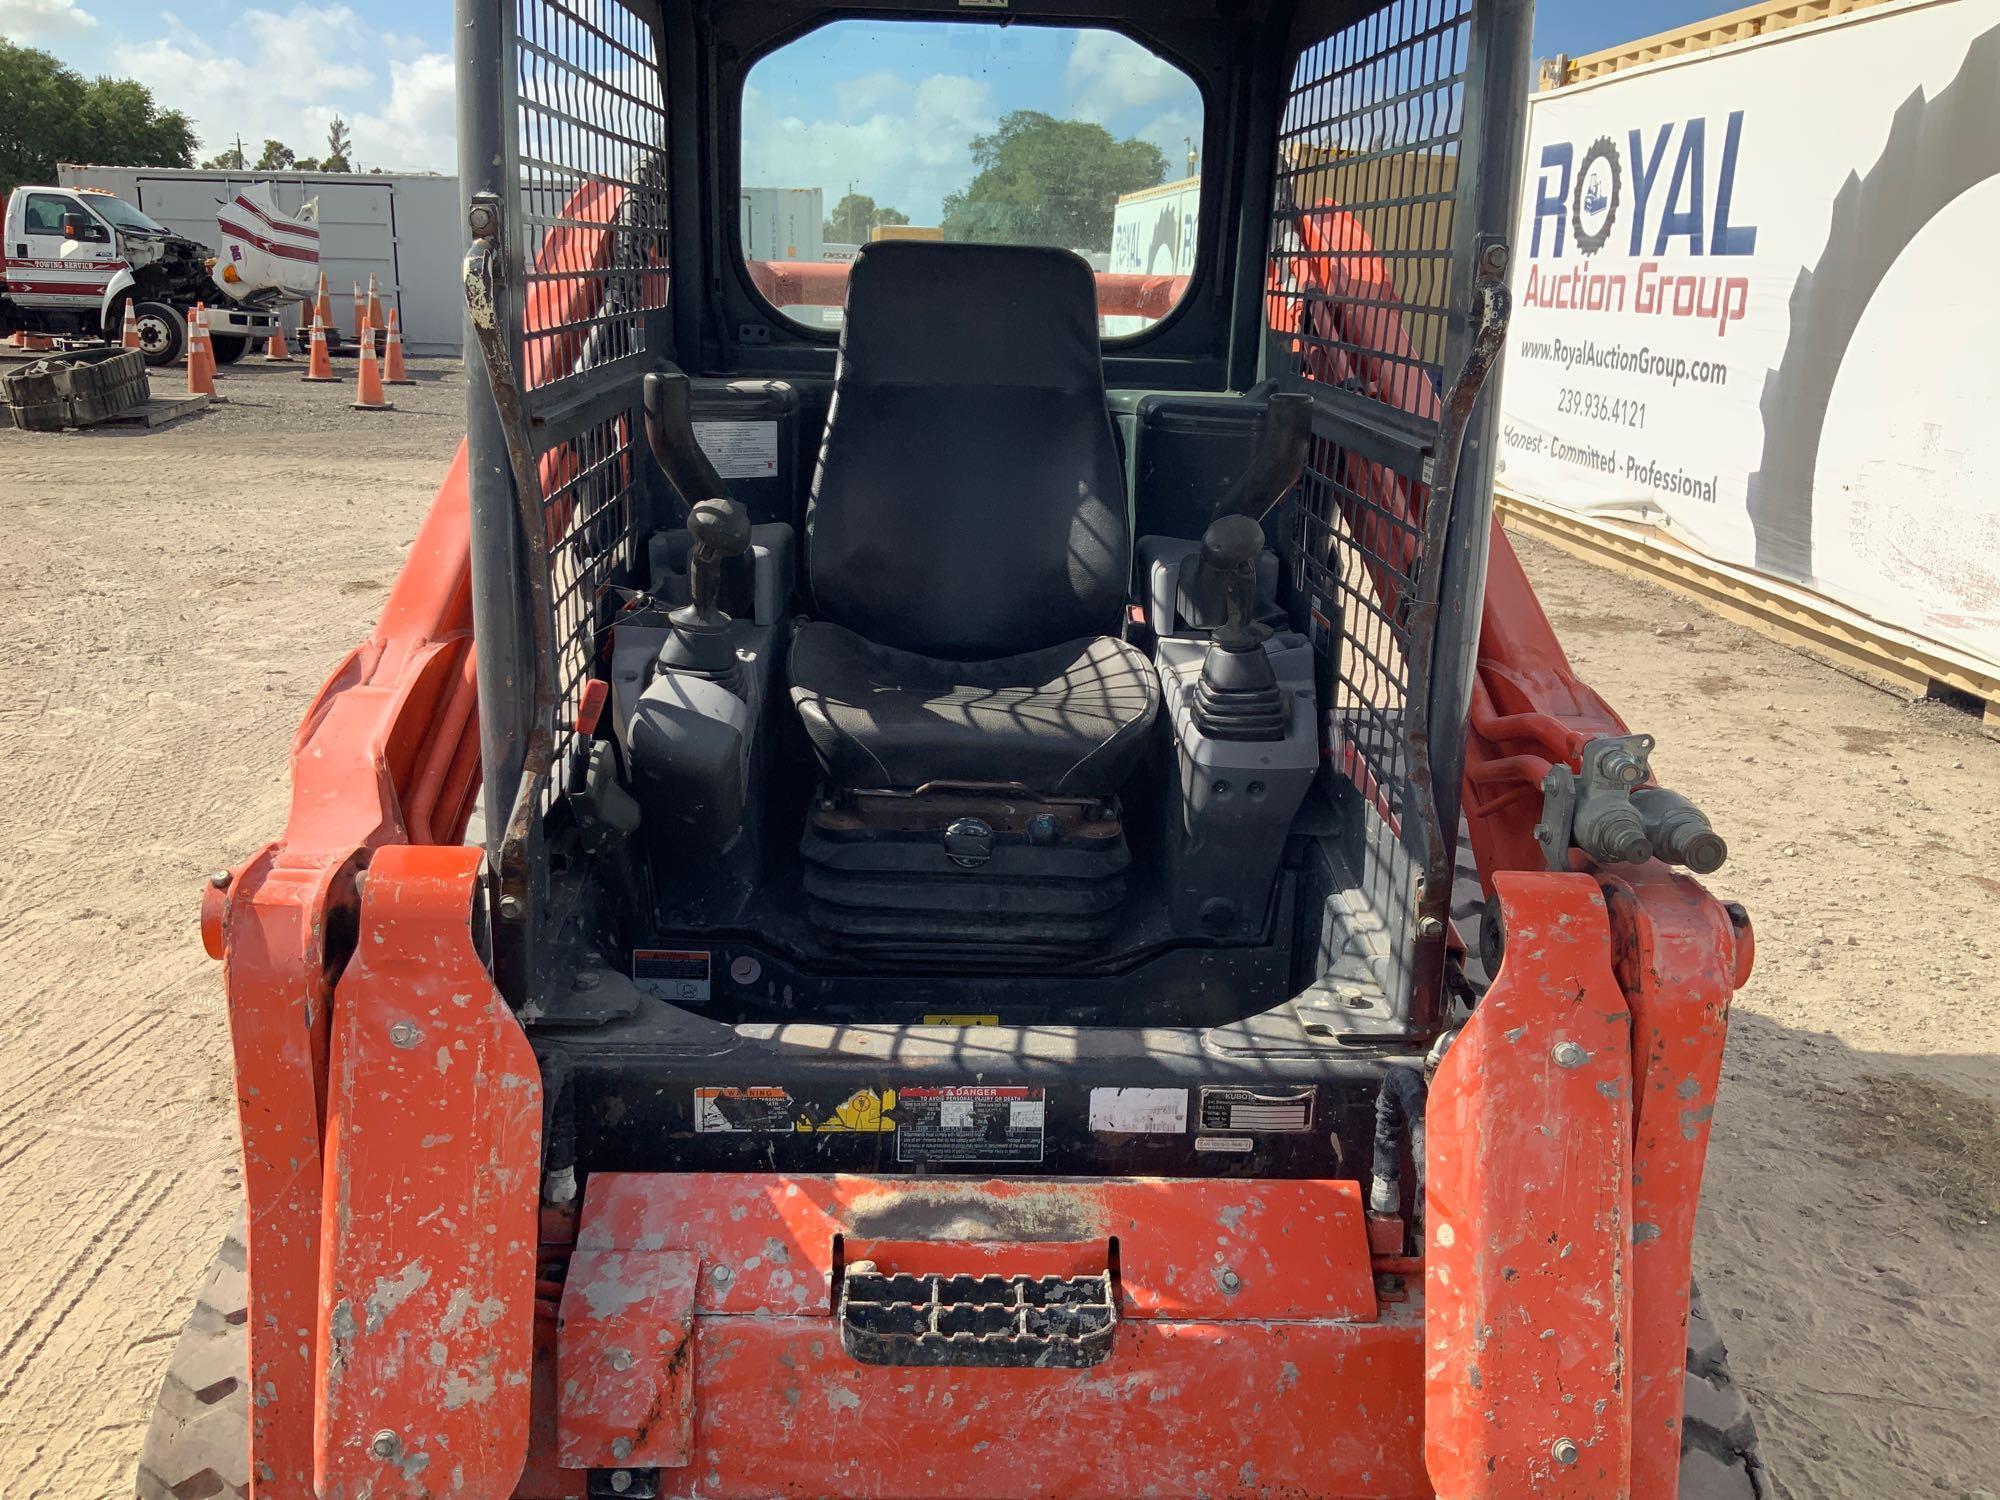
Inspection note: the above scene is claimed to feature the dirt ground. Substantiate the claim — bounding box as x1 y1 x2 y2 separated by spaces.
0 358 1995 1498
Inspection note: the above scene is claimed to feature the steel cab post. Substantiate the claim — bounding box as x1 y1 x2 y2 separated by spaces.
197 0 1758 1494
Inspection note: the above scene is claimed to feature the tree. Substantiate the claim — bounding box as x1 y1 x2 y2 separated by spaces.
201 137 247 171
254 139 296 171
321 115 353 173
0 41 195 198
823 192 910 244
940 111 1165 250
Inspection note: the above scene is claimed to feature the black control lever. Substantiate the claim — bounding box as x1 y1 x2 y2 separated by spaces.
658 495 753 689
1217 391 1312 523
678 497 754 630
1176 395 1313 632
1200 514 1266 646
642 365 729 525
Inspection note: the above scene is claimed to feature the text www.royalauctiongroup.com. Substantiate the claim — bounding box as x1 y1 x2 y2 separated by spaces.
1516 336 1729 389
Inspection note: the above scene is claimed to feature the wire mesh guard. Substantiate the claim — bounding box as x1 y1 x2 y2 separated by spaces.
512 0 669 769
515 0 670 391
1267 0 1471 838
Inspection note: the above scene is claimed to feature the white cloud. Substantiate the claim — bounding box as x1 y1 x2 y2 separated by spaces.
834 71 910 118
352 51 457 173
1136 109 1203 180
1064 30 1191 121
0 0 97 41
109 4 454 172
742 73 994 225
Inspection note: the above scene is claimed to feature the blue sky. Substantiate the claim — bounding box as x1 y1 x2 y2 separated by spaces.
0 0 1723 178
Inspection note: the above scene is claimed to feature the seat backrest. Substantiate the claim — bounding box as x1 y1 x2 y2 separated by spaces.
806 240 1128 660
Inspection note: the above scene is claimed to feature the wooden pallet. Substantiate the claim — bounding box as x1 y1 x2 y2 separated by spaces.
1496 490 2000 737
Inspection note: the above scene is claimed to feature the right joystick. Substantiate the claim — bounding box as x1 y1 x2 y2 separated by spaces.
1190 516 1286 742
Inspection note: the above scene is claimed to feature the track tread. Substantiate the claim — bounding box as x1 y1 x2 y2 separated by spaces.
134 1229 250 1500
1680 1284 1774 1499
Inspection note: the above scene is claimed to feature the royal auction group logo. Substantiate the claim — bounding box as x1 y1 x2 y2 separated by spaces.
1571 136 1622 256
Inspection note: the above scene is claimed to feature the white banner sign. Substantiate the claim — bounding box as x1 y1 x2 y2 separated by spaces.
1497 0 2000 673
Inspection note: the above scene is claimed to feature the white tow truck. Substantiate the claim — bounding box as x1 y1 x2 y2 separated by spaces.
2 184 309 366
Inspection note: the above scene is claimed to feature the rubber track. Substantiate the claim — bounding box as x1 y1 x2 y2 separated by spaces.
133 1228 249 1500
134 1232 1770 1497
1681 1284 1775 1499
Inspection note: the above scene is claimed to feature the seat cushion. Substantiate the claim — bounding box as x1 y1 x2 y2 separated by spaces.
789 621 1160 797
805 241 1129 660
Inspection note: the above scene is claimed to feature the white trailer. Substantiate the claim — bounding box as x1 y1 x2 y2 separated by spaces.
739 187 824 263
1110 176 1200 278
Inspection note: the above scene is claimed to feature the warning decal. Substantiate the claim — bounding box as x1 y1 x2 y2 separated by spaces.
896 1085 1045 1165
691 419 779 479
633 948 711 1003
1198 1086 1315 1133
794 1088 896 1133
693 1086 792 1133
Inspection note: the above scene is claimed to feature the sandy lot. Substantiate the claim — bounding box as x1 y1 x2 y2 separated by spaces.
0 357 1994 1498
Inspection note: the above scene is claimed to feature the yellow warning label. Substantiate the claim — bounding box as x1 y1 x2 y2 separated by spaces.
795 1087 896 1133
922 1013 999 1027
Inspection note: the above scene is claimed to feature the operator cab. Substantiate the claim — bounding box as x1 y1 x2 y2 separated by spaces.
473 0 1518 1184
616 236 1316 980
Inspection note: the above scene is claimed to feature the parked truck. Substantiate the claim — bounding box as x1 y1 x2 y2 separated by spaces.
1 184 286 365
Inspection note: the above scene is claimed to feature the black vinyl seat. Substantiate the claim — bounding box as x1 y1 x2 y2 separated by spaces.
791 624 1157 798
788 240 1158 796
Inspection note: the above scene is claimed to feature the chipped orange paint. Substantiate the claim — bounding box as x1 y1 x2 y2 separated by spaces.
528 1172 1418 1497
205 445 480 1495
315 844 542 1497
1601 866 1747 1497
1425 872 1635 1497
556 1249 699 1470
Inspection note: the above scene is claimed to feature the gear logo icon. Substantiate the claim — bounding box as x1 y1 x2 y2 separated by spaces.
1571 135 1622 256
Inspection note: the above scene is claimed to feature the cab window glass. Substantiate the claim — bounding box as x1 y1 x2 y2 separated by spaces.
741 20 1203 337
24 195 73 235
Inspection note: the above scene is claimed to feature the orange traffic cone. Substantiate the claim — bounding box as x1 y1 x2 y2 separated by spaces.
186 305 217 398
263 311 293 362
351 281 363 342
302 314 340 382
314 272 333 334
382 308 414 384
121 303 143 351
365 275 384 348
351 328 393 411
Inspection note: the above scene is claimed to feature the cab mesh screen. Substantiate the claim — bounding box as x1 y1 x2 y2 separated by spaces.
1267 0 1470 838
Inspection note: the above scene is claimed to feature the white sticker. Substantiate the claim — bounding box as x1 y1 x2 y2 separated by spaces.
692 419 779 479
941 1098 974 1129
633 947 711 1002
693 1086 792 1133
1193 1135 1254 1154
1009 1098 1046 1130
1088 1087 1188 1135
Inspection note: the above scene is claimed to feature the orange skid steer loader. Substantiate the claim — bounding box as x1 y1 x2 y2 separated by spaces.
139 0 1769 1495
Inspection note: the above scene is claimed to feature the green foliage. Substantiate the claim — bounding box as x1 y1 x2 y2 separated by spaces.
824 192 909 244
940 110 1166 250
321 115 353 174
0 41 195 200
201 140 247 171
254 139 296 171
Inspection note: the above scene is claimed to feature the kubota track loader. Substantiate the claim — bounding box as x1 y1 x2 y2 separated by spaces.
139 1 1770 1495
